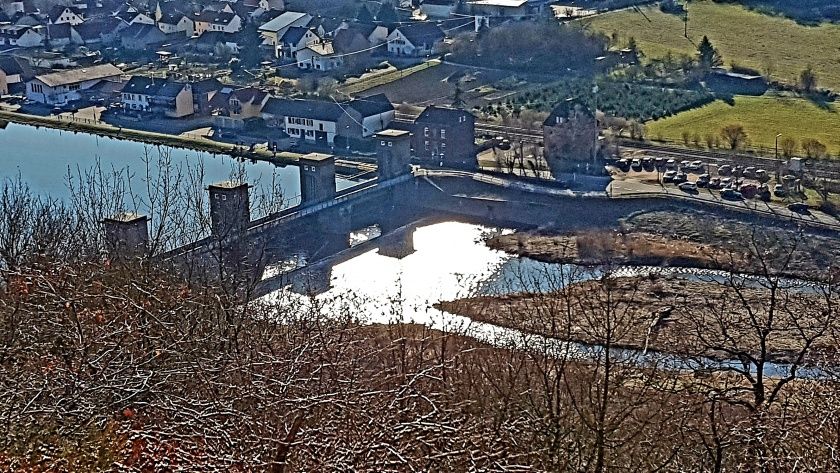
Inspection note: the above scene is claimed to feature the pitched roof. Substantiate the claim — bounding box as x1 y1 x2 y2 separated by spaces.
348 93 393 117
262 97 344 121
259 11 309 32
157 81 188 98
280 26 312 45
190 78 223 94
122 76 164 95
120 23 166 42
416 105 473 125
394 22 445 46
543 98 593 126
34 63 123 87
48 5 84 23
304 41 334 56
46 23 72 39
73 18 122 41
0 55 33 78
193 10 237 25
0 25 39 40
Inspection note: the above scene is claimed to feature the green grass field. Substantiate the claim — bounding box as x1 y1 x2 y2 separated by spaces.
585 1 840 91
645 94 840 156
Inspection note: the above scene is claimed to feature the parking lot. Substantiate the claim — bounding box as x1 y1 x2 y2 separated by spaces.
608 156 839 227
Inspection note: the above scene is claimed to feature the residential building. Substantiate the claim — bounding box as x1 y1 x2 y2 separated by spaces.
412 106 475 167
259 11 312 53
277 26 319 59
191 11 241 37
120 76 194 117
295 41 343 71
0 55 33 95
26 63 123 105
157 12 193 36
193 31 241 54
210 87 270 129
190 78 224 115
120 23 167 50
420 0 458 18
261 95 394 145
0 24 43 48
466 0 542 19
542 99 599 173
386 22 445 56
48 5 85 25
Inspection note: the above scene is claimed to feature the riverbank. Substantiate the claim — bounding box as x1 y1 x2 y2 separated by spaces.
438 275 838 365
485 208 840 281
0 109 300 165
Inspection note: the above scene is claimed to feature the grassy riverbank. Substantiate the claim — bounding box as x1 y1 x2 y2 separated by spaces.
0 110 300 164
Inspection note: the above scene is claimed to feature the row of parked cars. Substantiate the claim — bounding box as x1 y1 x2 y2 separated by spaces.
615 157 705 173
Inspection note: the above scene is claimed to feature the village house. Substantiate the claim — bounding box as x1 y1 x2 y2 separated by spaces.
47 5 85 25
120 23 167 50
259 11 313 56
261 94 394 146
277 26 319 60
191 10 241 37
156 12 193 36
190 77 224 115
0 55 32 95
117 10 155 26
412 105 476 167
420 0 458 19
210 86 270 129
465 0 544 19
0 24 43 48
386 22 445 56
295 40 343 71
542 99 600 173
120 76 194 117
26 63 123 105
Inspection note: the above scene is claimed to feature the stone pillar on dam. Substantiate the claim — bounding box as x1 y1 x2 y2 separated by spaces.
299 153 336 206
375 129 412 181
209 181 250 240
103 212 149 261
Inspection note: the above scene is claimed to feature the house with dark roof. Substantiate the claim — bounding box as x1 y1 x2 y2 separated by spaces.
0 24 43 48
420 0 458 18
386 22 445 56
190 77 224 115
48 5 85 25
278 26 319 59
412 106 475 167
120 23 167 50
0 55 33 95
259 11 313 56
261 95 394 145
46 23 73 46
542 99 599 173
192 31 240 54
120 76 194 117
157 12 194 36
26 63 123 104
210 87 270 129
72 17 127 45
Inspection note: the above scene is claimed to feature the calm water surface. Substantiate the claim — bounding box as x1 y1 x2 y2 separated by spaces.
0 123 354 207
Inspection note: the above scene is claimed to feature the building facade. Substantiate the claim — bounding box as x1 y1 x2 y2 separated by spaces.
412 106 476 168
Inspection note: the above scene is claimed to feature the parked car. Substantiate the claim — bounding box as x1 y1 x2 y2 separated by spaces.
739 184 758 199
680 160 691 170
616 159 631 172
708 177 721 189
631 158 643 171
718 165 732 176
732 166 744 177
773 184 786 198
691 160 704 171
697 174 711 187
744 166 756 178
674 172 688 183
678 181 698 193
666 159 677 169
721 188 743 200
662 170 677 183
720 177 733 188
787 202 810 214
755 169 768 182
642 157 655 172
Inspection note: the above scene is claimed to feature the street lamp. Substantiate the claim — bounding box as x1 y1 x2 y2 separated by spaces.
775 132 782 181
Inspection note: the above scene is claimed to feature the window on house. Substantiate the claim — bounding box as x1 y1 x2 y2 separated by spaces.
440 129 445 139
424 140 429 150
424 127 429 137
388 142 392 147
380 141 386 146
441 142 446 150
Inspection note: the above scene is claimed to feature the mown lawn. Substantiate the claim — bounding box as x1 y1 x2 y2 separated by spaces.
645 95 840 156
584 0 840 91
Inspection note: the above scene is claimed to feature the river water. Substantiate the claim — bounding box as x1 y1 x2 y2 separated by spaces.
0 122 355 208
